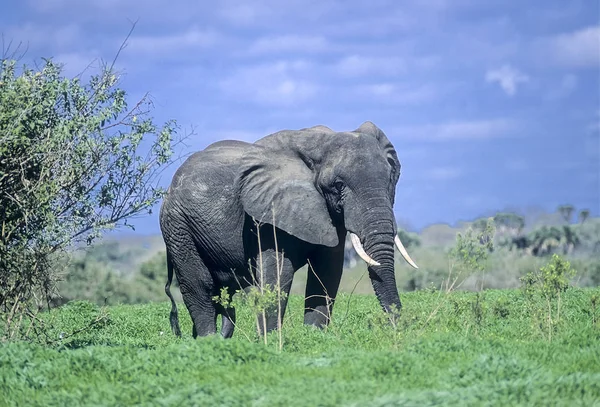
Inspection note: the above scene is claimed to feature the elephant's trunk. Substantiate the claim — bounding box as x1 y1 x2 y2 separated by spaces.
350 233 380 266
351 204 402 317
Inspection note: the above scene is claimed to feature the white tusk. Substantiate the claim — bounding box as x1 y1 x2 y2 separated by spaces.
395 235 419 269
350 233 381 266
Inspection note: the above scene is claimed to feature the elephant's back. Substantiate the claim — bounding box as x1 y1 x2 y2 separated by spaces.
168 139 253 193
160 140 251 270
182 139 253 169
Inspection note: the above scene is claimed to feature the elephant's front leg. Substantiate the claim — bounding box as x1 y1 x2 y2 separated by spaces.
252 247 296 334
304 244 344 328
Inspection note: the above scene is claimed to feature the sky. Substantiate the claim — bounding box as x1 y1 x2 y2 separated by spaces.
2 0 599 234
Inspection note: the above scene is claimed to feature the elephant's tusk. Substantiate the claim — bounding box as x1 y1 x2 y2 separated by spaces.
350 233 381 266
395 235 419 269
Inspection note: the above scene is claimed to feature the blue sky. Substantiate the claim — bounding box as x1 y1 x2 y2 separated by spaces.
2 0 599 233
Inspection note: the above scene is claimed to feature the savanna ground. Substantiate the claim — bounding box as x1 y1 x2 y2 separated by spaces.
2 287 599 406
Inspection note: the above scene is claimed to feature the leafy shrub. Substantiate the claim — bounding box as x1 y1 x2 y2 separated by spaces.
0 53 180 340
520 254 577 341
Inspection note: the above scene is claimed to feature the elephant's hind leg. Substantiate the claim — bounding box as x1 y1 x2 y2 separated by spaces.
170 242 218 338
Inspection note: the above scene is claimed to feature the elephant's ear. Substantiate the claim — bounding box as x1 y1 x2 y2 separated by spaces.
236 147 339 247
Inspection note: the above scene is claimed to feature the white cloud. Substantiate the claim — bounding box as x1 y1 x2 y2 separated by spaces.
335 55 407 77
394 119 515 142
462 194 491 208
27 0 207 21
485 64 529 96
586 109 600 135
437 119 515 140
53 52 102 77
247 35 329 54
354 83 439 105
29 0 122 11
546 74 579 101
559 74 578 93
218 4 263 25
4 22 81 49
365 83 396 96
549 25 600 68
217 0 337 27
333 54 439 78
219 60 318 106
127 27 219 54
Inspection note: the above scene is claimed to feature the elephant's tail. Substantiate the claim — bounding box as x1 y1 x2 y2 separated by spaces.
165 252 181 337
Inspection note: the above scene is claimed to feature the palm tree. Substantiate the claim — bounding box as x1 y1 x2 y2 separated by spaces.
579 209 590 224
558 204 575 224
493 212 525 236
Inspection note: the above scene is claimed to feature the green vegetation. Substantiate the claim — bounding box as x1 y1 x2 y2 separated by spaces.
397 210 600 294
52 243 168 308
1 287 599 406
0 49 181 340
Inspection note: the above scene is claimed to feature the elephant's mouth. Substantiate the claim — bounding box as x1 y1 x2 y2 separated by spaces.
349 233 419 269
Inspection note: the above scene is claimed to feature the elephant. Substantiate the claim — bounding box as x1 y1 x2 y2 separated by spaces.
159 121 418 339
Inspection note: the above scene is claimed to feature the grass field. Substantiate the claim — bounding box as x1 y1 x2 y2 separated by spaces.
1 288 599 406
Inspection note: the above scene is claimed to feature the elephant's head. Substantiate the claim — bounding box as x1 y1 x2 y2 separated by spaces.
236 121 417 316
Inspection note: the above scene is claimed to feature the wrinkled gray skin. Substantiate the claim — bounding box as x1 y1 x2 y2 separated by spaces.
160 122 405 338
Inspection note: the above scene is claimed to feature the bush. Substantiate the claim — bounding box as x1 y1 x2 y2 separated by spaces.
520 254 577 341
0 53 181 341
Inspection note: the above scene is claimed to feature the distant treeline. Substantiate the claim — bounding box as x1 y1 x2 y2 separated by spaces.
52 206 599 307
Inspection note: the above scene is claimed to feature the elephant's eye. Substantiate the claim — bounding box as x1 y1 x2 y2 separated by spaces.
333 180 344 193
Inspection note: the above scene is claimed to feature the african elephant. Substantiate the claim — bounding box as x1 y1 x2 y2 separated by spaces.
159 121 418 339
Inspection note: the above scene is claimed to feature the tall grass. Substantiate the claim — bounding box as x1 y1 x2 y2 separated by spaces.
1 288 599 406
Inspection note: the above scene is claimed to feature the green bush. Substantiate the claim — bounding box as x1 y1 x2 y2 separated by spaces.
53 250 169 307
520 254 578 341
0 54 180 340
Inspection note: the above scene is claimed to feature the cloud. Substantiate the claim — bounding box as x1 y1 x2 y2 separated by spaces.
425 166 463 181
219 60 318 106
127 27 220 54
485 64 529 96
218 3 263 26
395 119 515 142
27 0 208 22
461 194 494 208
28 0 122 11
333 54 439 78
53 52 103 77
354 83 439 105
4 22 82 50
558 73 578 92
335 55 407 77
216 0 337 27
246 35 329 55
548 25 600 68
545 74 579 101
585 109 600 136
584 133 599 161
